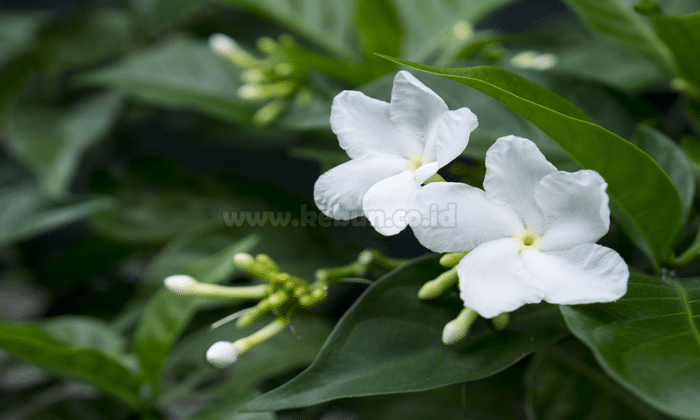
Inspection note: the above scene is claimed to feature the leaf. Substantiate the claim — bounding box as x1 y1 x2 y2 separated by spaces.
630 125 694 226
77 40 255 124
37 10 133 70
133 234 260 394
0 320 144 407
525 338 671 420
1 92 123 196
382 57 683 263
0 12 52 67
389 0 518 61
217 0 357 59
560 273 700 419
560 0 674 70
356 0 402 58
638 8 700 90
128 0 209 34
164 316 330 419
0 184 113 246
242 255 568 411
40 316 135 368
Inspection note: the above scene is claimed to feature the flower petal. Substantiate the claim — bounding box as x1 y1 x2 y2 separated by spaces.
409 182 524 252
362 171 420 235
414 161 439 184
457 238 544 318
423 107 478 167
483 136 557 232
331 90 423 160
389 71 448 144
314 155 406 220
537 170 610 251
520 244 629 305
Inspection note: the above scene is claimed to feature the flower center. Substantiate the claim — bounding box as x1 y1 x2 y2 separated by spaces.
513 229 543 252
403 155 426 177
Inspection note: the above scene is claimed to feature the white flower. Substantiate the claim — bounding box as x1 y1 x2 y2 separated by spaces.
313 71 478 235
410 135 629 318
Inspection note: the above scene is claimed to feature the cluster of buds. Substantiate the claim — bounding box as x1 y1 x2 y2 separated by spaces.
209 33 312 125
164 249 403 368
417 252 510 345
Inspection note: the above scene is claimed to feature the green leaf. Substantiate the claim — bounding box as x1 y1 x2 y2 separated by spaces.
0 320 144 407
41 316 135 368
382 57 683 262
133 234 260 395
128 0 209 34
0 184 113 246
165 316 330 419
356 0 402 58
560 273 700 419
37 10 133 70
389 0 518 61
218 0 357 59
640 8 700 90
560 0 674 70
630 125 694 226
0 12 51 68
1 92 123 196
77 40 254 124
242 255 568 411
681 136 700 173
525 338 671 420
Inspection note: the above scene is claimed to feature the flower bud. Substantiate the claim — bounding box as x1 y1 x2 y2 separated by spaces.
206 341 239 368
442 308 478 345
418 268 458 300
491 312 510 331
164 275 198 296
439 251 469 268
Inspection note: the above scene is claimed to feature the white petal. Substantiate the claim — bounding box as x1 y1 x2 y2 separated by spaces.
457 238 544 318
362 171 420 235
414 161 439 184
314 155 406 220
422 107 478 167
484 135 557 232
409 182 524 252
389 71 448 143
331 90 423 159
536 170 610 251
520 243 629 305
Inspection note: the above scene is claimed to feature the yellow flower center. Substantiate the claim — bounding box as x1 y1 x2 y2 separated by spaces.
403 155 426 177
513 229 543 252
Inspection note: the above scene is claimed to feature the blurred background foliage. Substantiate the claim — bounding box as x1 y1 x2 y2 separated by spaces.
0 0 699 419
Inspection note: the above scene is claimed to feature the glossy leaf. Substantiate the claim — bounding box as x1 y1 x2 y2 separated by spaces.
1 92 123 196
165 316 330 419
525 338 670 420
356 0 402 58
561 273 700 419
630 125 694 225
640 7 700 90
0 184 113 246
243 255 568 411
389 0 517 61
133 234 260 394
382 57 683 262
0 320 144 407
219 0 357 59
560 0 674 70
0 12 51 67
77 40 254 124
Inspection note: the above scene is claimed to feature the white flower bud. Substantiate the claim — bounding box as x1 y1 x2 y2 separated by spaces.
164 275 198 295
209 33 236 56
206 341 239 368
